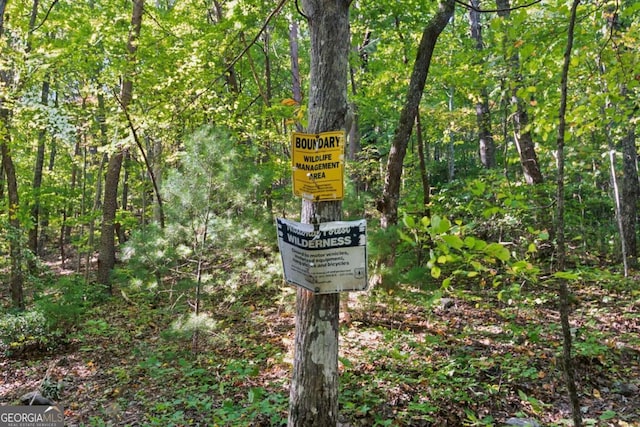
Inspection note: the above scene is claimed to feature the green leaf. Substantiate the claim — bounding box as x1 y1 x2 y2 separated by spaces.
553 271 580 280
403 215 416 228
473 239 487 251
339 356 353 368
431 265 442 279
398 230 416 245
482 206 502 218
430 215 442 233
442 277 452 288
484 243 510 262
517 389 528 401
433 216 451 234
464 236 477 248
442 234 464 250
621 1 640 18
469 180 486 196
470 260 483 271
599 410 616 420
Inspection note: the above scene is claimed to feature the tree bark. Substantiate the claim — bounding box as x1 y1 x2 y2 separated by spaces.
210 0 240 93
347 29 370 163
150 136 164 225
416 110 430 215
97 0 144 290
555 0 583 424
1 0 25 310
469 0 495 169
621 127 638 270
377 0 455 229
288 1 349 425
608 147 628 274
0 160 4 201
1 126 24 310
29 79 50 257
496 0 543 184
26 0 47 258
289 19 303 111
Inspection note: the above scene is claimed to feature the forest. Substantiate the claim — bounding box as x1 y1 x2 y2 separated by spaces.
0 0 638 426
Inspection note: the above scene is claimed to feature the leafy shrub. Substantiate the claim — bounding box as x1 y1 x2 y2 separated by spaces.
35 274 107 334
395 213 541 290
0 309 50 356
0 275 104 356
430 172 554 252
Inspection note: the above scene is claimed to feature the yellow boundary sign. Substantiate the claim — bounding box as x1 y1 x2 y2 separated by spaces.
291 131 345 201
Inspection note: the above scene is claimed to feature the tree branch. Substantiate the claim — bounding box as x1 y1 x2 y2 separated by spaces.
176 0 288 115
112 88 166 229
455 0 542 13
30 0 59 33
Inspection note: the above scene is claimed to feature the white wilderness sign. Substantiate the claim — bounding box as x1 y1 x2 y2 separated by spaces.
276 218 367 294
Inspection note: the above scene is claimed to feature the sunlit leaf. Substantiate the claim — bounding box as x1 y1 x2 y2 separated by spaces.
553 271 580 280
431 265 441 279
442 234 464 250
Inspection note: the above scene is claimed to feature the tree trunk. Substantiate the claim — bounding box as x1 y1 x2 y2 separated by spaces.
469 0 495 169
97 0 144 290
447 88 456 182
608 147 629 274
118 151 130 244
346 29 369 193
377 0 455 229
288 1 349 425
1 129 24 310
27 0 48 257
0 160 4 201
477 88 495 168
38 90 58 256
620 127 638 271
210 0 239 93
150 136 164 225
416 110 430 216
555 0 583 424
496 0 543 184
97 152 122 288
289 19 303 111
29 79 50 257
1 0 24 310
1 122 24 310
347 29 370 164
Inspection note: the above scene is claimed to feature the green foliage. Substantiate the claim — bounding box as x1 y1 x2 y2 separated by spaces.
163 125 273 243
132 352 287 426
119 126 279 296
119 223 179 294
34 275 108 334
0 273 106 356
394 211 540 291
161 312 219 342
0 309 50 356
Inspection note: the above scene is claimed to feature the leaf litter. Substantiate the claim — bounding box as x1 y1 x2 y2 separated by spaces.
1 269 639 426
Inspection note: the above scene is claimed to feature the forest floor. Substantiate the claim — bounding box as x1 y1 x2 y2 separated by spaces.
1 255 640 426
